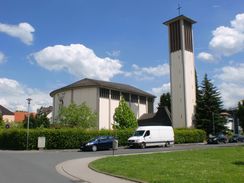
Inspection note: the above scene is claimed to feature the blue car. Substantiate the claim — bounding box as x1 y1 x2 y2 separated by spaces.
80 136 116 152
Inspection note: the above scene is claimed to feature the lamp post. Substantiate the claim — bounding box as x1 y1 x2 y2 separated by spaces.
26 98 32 150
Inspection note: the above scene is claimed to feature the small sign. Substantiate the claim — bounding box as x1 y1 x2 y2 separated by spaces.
38 137 46 150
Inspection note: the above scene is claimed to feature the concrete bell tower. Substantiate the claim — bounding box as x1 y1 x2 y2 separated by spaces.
164 15 196 128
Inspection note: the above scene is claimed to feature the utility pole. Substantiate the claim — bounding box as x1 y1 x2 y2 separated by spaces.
26 98 32 150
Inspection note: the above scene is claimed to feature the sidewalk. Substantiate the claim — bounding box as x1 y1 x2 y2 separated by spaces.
56 156 135 183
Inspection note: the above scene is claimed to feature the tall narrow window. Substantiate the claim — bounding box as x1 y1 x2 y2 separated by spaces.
122 92 129 102
111 90 120 100
100 88 109 98
184 20 193 52
169 20 181 52
140 96 146 104
131 94 138 103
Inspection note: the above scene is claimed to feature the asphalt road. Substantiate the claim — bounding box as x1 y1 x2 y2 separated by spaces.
0 143 243 183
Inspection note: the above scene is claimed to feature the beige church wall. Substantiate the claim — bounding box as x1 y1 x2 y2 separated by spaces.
110 99 120 129
138 103 147 117
183 51 196 127
99 97 110 129
170 50 187 128
131 102 139 118
73 87 97 112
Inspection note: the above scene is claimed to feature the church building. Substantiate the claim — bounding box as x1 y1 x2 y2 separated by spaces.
50 78 155 129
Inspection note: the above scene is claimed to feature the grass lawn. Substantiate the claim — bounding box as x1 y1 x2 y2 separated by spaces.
89 146 244 183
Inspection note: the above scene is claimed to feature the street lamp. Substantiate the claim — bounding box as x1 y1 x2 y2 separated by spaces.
26 98 32 150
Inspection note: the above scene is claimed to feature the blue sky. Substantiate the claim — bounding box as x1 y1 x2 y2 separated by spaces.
0 0 244 112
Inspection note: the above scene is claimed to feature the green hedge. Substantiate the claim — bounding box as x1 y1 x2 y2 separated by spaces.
174 128 206 144
0 128 206 150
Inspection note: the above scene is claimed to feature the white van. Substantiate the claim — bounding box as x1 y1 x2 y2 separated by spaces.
128 126 174 148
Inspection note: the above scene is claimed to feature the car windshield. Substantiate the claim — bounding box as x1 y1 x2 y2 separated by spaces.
88 137 98 143
134 130 145 136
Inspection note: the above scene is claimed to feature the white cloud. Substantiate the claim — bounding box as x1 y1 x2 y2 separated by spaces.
0 52 6 63
231 13 244 32
208 13 244 56
197 52 215 62
124 64 169 80
151 83 170 96
0 78 51 112
216 63 244 82
32 44 122 81
215 63 244 108
219 82 244 108
0 22 35 45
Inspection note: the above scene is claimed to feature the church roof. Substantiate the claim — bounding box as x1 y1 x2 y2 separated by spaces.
0 105 14 115
163 15 196 25
50 78 156 98
138 106 172 126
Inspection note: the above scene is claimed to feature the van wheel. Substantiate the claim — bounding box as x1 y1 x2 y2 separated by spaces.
165 142 170 147
141 142 146 149
92 145 97 152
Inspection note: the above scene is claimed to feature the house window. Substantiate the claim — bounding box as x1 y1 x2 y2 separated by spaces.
140 96 146 104
111 90 120 100
131 94 138 103
100 88 109 98
122 92 129 102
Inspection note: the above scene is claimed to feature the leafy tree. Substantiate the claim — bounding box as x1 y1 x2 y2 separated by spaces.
113 97 137 129
195 74 226 135
237 102 244 130
0 112 4 128
158 92 171 112
35 113 50 128
23 114 37 128
58 102 97 128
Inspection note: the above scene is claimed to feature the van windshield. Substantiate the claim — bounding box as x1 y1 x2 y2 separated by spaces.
134 130 145 136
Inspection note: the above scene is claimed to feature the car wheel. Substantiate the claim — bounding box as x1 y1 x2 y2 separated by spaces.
141 142 146 149
165 141 170 147
92 145 97 152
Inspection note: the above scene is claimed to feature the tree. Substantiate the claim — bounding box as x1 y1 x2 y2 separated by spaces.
0 112 4 128
35 113 50 128
195 74 226 135
113 97 137 129
58 103 97 128
23 114 37 128
237 102 244 130
158 92 171 112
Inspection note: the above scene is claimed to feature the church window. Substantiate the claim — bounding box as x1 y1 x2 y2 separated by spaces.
100 88 109 98
121 92 129 102
140 96 146 104
131 94 138 103
111 90 120 100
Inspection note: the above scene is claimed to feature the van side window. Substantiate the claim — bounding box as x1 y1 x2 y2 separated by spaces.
144 130 150 137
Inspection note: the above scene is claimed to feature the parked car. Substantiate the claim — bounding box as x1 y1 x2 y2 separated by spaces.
80 136 116 152
207 133 228 144
229 134 244 143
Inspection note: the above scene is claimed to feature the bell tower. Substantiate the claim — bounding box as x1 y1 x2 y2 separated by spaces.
164 15 196 128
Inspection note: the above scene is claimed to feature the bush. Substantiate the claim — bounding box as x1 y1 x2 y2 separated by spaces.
174 128 206 144
0 128 205 150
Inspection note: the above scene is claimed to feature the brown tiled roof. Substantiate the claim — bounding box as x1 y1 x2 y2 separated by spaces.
0 105 14 115
50 78 156 98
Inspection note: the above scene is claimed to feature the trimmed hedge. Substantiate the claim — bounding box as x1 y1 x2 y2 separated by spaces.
0 128 206 150
174 128 206 144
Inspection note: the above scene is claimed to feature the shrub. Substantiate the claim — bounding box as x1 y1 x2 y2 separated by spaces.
0 128 205 150
174 128 206 144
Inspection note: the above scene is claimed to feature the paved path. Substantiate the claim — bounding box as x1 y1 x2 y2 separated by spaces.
56 156 135 183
